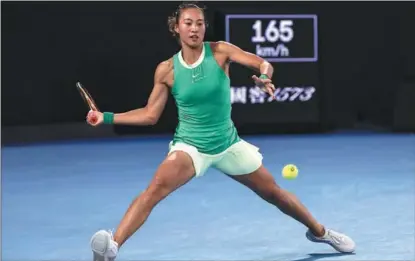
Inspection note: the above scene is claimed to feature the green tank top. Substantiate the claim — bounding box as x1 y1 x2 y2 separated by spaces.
171 42 240 155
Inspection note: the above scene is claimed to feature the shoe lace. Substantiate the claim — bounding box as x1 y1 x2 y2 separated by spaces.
108 229 114 239
105 229 118 259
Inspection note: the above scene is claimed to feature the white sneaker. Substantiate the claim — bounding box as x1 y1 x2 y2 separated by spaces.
306 228 356 253
90 230 119 261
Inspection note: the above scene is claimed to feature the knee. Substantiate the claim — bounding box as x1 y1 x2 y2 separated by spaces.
142 163 188 206
267 187 297 208
258 184 285 204
143 178 171 206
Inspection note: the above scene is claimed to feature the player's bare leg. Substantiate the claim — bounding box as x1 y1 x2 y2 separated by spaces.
90 151 195 260
228 165 324 236
228 165 355 253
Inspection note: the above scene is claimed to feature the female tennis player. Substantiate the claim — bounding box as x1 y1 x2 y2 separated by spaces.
87 3 355 260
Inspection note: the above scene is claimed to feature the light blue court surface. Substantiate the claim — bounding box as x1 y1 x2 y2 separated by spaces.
2 134 415 261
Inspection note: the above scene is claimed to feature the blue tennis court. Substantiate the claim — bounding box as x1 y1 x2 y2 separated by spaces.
2 133 414 261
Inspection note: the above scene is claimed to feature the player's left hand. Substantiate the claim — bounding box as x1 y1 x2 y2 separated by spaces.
252 75 276 99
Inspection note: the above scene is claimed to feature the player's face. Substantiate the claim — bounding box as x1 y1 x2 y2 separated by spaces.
175 8 206 48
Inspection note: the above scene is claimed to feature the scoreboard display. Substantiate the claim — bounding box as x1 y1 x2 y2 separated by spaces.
224 14 320 124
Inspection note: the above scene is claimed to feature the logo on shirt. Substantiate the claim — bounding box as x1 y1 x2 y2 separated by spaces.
191 65 206 83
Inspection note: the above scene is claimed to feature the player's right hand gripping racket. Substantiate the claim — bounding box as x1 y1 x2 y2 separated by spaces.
76 82 100 112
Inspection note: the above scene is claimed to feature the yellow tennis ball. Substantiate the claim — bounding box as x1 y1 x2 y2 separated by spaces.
282 164 298 179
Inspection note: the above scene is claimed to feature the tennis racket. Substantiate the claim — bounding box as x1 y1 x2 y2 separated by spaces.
76 82 100 111
76 82 100 124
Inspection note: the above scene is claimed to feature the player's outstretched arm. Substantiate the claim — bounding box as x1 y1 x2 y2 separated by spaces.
216 41 273 76
87 61 170 126
113 62 170 125
215 41 275 97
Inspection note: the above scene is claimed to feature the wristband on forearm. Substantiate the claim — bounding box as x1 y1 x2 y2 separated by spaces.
259 74 269 80
103 112 114 124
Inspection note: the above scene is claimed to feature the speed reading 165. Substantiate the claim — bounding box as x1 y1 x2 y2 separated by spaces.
251 20 294 43
226 14 318 62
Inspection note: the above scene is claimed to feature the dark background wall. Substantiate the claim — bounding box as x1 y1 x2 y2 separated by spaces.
2 1 414 145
